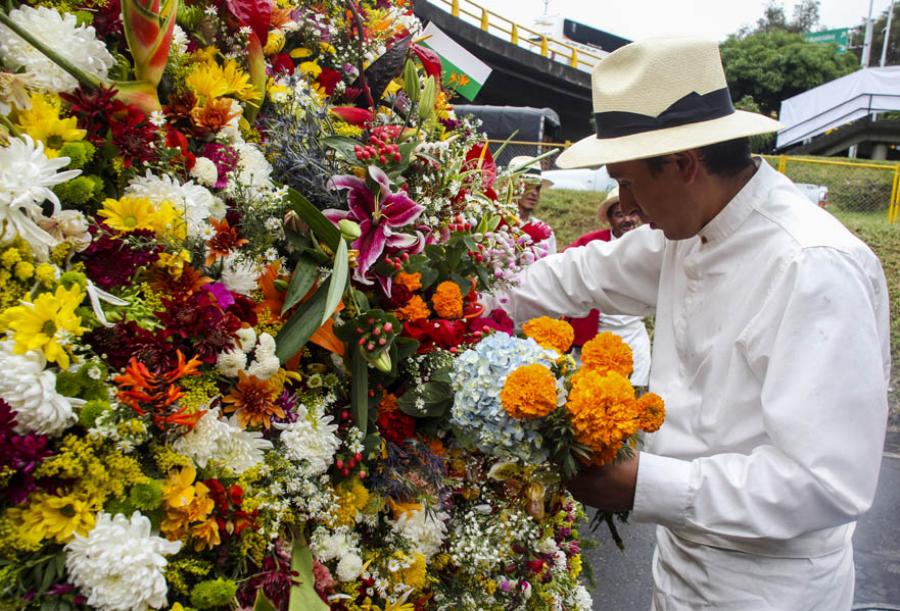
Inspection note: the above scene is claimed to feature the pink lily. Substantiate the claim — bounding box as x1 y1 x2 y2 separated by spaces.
325 166 424 286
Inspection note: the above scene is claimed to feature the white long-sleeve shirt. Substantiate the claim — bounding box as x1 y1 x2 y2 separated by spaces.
504 161 890 607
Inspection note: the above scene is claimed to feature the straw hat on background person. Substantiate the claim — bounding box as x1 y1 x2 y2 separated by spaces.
596 186 620 227
508 155 555 189
557 37 783 169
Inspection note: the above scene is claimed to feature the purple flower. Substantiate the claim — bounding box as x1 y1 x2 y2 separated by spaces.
324 166 424 285
0 400 53 505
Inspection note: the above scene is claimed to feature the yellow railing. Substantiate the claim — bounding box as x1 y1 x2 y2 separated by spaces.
439 0 604 72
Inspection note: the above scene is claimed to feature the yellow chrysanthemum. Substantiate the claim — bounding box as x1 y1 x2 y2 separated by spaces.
299 60 322 78
334 478 370 526
500 364 558 419
7 492 97 544
581 331 633 377
566 368 639 465
15 93 85 158
1 284 85 368
431 281 463 319
185 59 261 103
637 392 666 433
522 316 575 353
98 195 159 233
395 295 431 321
263 30 286 54
401 552 428 590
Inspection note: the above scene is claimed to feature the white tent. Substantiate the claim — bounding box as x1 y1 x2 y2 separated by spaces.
776 66 900 150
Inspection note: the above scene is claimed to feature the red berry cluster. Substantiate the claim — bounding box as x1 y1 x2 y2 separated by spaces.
448 214 472 233
333 445 367 479
354 135 402 165
383 252 409 271
355 319 395 353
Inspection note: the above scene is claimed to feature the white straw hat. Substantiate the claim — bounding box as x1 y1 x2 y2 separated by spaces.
597 187 620 227
508 155 554 189
557 37 783 169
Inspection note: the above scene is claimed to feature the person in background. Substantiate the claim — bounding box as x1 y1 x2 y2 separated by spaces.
566 187 651 385
509 155 557 255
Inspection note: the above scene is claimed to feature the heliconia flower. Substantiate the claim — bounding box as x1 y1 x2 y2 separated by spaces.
121 0 178 89
324 166 424 285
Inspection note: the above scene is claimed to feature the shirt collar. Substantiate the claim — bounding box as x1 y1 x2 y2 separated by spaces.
697 159 773 244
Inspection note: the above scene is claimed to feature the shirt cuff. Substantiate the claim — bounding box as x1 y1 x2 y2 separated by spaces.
632 451 692 528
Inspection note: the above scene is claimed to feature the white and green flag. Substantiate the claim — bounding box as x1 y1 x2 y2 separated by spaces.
420 22 492 101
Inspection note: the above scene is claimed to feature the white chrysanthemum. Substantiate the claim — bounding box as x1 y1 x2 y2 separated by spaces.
65 511 181 611
0 6 114 93
170 25 188 55
392 507 449 559
0 136 80 256
220 251 261 295
216 415 273 473
336 553 363 582
572 585 593 611
215 348 247 377
190 157 219 187
173 408 272 474
310 525 359 563
0 341 81 436
275 408 341 477
236 327 257 352
125 171 218 238
231 142 273 191
247 333 279 380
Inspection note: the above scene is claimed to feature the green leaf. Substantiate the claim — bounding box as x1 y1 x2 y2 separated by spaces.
289 530 329 611
275 282 329 363
351 288 370 312
350 346 369 435
282 255 319 314
397 381 454 418
321 238 348 326
285 187 341 251
254 590 279 611
322 136 361 162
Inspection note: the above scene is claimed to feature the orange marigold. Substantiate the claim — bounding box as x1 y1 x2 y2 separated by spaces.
637 392 666 433
395 295 431 321
222 371 284 429
378 392 399 415
500 364 558 419
522 316 575 353
431 281 463 319
566 368 639 465
581 331 633 377
394 271 422 292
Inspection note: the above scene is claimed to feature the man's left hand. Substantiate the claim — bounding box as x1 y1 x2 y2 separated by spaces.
566 454 640 512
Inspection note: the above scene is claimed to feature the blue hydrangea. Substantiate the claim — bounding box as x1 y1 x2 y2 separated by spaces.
450 332 557 462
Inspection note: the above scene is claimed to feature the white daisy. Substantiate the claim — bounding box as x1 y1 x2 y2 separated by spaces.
0 6 114 93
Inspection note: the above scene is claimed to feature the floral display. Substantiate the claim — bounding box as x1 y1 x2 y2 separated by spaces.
0 0 660 609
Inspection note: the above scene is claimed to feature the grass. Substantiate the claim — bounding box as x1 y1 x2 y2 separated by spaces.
539 189 900 423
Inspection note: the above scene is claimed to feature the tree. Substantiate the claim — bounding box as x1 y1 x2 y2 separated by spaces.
720 30 858 116
749 0 819 35
853 2 900 66
791 0 821 34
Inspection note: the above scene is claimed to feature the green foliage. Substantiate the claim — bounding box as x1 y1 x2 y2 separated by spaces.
538 188 609 248
720 29 857 115
190 577 238 609
78 399 110 428
734 96 776 153
852 2 900 67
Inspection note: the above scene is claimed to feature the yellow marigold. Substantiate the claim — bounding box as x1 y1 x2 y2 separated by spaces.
500 364 558 419
394 271 422 292
637 392 666 433
581 331 633 378
431 281 463 319
566 369 639 465
395 295 431 321
522 316 574 353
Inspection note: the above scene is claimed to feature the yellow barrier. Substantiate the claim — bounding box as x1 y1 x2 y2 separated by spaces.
431 0 603 72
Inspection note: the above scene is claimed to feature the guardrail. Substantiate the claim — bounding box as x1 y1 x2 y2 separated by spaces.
429 0 604 72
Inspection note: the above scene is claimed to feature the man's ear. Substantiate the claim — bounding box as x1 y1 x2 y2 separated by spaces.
672 150 701 184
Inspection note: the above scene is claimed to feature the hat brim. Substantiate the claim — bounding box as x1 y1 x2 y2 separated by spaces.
557 111 783 169
541 178 554 189
596 193 620 227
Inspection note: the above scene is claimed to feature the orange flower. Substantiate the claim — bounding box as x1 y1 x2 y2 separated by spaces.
191 517 221 551
256 261 287 321
566 368 639 465
395 295 431 321
222 371 284 429
190 97 239 133
378 392 399 414
500 364 558 419
205 217 248 265
394 271 422 292
431 281 463 319
637 392 666 433
581 332 633 378
522 317 575 353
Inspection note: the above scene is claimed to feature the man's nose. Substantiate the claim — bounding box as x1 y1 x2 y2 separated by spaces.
619 189 639 215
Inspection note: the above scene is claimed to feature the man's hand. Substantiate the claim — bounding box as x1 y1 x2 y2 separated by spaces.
566 454 640 512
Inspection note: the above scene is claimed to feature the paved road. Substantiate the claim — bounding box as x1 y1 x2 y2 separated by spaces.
585 432 900 610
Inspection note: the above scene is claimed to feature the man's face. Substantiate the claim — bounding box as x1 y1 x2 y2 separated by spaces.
518 182 541 212
607 158 694 240
607 202 641 237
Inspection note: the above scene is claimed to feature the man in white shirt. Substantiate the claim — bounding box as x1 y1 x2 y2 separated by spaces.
509 155 557 254
503 38 890 610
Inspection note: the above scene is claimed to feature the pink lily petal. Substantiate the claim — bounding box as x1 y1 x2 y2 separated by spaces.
381 193 424 227
376 273 393 299
328 174 374 218
367 165 393 199
323 208 351 224
385 231 420 249
352 221 387 285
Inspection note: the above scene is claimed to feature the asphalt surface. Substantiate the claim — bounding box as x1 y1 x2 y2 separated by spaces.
584 432 900 611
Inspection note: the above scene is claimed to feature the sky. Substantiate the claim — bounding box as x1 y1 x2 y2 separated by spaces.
471 0 892 42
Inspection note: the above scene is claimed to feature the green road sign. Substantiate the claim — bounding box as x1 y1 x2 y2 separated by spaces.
805 28 850 53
